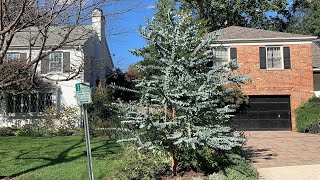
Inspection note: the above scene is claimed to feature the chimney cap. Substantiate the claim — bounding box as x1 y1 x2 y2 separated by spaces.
92 8 103 17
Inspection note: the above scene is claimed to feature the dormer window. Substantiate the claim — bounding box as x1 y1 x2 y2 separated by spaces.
6 52 20 60
49 52 63 72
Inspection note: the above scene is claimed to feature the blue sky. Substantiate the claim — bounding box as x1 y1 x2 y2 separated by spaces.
106 0 156 71
105 0 294 71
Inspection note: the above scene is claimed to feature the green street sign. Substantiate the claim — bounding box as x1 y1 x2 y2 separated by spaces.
75 83 92 105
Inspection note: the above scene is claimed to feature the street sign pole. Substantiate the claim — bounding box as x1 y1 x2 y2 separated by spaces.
83 104 94 180
75 83 94 180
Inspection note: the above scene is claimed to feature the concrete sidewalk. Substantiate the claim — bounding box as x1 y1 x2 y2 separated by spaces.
258 164 320 180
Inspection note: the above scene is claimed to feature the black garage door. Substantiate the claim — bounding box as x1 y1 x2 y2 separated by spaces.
232 95 291 131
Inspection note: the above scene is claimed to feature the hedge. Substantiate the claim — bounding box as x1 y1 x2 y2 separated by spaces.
295 96 320 132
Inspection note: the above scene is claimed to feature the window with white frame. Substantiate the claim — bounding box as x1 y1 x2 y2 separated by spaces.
213 46 229 62
49 52 63 72
6 92 53 114
266 47 283 69
6 52 20 60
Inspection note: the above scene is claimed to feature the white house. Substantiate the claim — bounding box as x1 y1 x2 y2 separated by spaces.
0 8 113 127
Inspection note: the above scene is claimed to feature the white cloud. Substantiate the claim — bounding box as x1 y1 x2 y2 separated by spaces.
146 4 156 9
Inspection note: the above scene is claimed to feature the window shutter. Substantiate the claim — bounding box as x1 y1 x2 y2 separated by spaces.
41 55 50 74
19 53 27 61
259 47 266 69
230 48 237 60
63 52 70 73
283 47 291 69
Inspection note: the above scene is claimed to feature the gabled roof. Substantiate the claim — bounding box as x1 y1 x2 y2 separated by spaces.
213 26 317 42
10 25 95 47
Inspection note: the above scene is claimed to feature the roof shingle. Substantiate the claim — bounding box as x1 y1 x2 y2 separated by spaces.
11 25 94 47
213 26 317 41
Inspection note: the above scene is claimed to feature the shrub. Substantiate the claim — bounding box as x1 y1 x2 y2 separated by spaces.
295 96 320 132
16 124 76 137
16 124 46 137
55 127 74 136
178 146 220 173
178 147 257 179
0 127 17 136
44 106 79 129
221 153 259 180
115 146 170 180
88 88 122 137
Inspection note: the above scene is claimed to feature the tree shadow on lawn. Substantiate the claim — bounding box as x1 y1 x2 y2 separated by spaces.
242 146 278 163
9 137 121 178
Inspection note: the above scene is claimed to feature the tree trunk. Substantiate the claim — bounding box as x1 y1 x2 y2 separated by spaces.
171 106 177 176
164 103 167 123
170 142 177 176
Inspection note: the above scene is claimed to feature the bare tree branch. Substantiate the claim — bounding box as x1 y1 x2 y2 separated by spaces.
0 0 143 91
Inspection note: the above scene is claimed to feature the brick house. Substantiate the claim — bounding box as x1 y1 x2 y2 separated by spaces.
211 26 317 131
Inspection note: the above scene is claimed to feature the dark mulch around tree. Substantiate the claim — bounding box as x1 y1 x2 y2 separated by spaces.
160 170 211 180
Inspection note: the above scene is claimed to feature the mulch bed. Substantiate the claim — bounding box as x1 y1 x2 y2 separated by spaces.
161 170 212 180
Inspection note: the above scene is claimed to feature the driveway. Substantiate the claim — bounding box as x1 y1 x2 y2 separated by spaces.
243 131 320 168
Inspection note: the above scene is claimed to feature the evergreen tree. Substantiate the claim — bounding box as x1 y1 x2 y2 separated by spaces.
118 0 250 175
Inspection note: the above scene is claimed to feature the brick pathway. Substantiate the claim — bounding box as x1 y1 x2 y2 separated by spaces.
243 131 320 168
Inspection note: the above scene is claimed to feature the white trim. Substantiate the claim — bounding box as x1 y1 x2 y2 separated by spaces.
210 41 313 47
314 91 320 98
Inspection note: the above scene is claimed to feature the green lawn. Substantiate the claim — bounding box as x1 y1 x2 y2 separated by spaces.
0 136 122 180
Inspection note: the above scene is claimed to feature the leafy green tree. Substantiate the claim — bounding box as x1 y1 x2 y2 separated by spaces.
118 0 250 175
107 68 139 101
178 0 290 31
286 0 320 36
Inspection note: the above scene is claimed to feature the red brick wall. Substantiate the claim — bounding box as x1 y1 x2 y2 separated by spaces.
236 44 314 131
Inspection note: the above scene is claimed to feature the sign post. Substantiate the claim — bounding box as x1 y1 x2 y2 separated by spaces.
75 83 94 180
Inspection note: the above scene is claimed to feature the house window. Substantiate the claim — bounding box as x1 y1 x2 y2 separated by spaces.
7 92 53 114
6 52 20 60
213 46 229 62
314 72 320 91
266 47 283 69
49 52 63 72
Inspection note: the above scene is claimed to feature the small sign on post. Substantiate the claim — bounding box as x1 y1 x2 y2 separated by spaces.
75 83 94 180
75 83 92 105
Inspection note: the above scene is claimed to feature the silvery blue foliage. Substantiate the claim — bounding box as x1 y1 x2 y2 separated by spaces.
118 10 250 151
